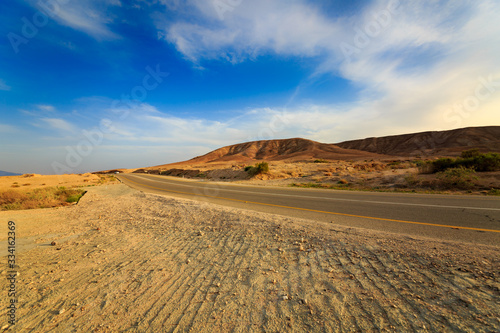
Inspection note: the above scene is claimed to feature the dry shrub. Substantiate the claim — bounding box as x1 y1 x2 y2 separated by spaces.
0 187 85 211
324 172 332 176
0 190 28 205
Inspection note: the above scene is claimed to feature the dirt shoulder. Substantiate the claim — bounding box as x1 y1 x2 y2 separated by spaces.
0 184 498 332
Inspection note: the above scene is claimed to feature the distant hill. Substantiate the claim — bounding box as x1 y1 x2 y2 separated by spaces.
0 170 22 177
336 126 500 157
153 138 388 169
141 126 500 171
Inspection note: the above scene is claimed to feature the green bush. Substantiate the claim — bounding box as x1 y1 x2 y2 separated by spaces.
461 149 481 158
421 151 500 174
247 162 269 176
254 162 269 174
436 166 478 190
465 153 500 171
313 159 329 163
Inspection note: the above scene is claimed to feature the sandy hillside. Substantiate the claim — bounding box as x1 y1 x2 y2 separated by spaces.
0 183 498 332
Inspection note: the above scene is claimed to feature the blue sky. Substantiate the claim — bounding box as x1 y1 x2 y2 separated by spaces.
1 0 499 174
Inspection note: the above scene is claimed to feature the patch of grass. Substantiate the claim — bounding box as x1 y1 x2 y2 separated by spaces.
97 175 117 184
0 187 86 211
488 188 500 196
66 192 84 203
404 174 421 186
313 159 329 163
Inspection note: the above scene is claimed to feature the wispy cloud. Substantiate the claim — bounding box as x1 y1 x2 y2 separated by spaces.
36 104 55 112
0 79 11 91
21 104 57 117
160 0 500 136
41 118 77 133
162 0 344 64
27 0 121 39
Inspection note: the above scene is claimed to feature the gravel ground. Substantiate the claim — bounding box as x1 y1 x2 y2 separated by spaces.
0 184 498 332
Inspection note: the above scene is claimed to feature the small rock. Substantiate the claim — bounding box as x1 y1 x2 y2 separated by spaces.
282 295 289 301
58 308 65 315
186 259 191 264
51 241 57 246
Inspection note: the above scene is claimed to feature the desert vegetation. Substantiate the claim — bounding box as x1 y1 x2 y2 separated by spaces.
418 150 500 173
246 161 270 176
0 186 86 211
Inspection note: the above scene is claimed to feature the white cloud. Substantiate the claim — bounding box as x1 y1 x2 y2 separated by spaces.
27 0 121 39
41 118 77 133
159 0 500 137
0 79 11 91
162 0 345 64
36 104 55 112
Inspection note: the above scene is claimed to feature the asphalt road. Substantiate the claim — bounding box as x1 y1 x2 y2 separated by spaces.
117 174 500 246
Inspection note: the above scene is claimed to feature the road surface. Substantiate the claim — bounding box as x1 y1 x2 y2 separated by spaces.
117 173 500 246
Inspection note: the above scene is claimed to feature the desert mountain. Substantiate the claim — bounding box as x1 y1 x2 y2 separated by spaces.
0 170 22 177
155 138 387 168
336 126 500 157
146 126 499 171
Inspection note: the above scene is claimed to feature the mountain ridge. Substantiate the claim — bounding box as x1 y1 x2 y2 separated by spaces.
149 126 500 169
0 170 22 177
336 126 500 157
